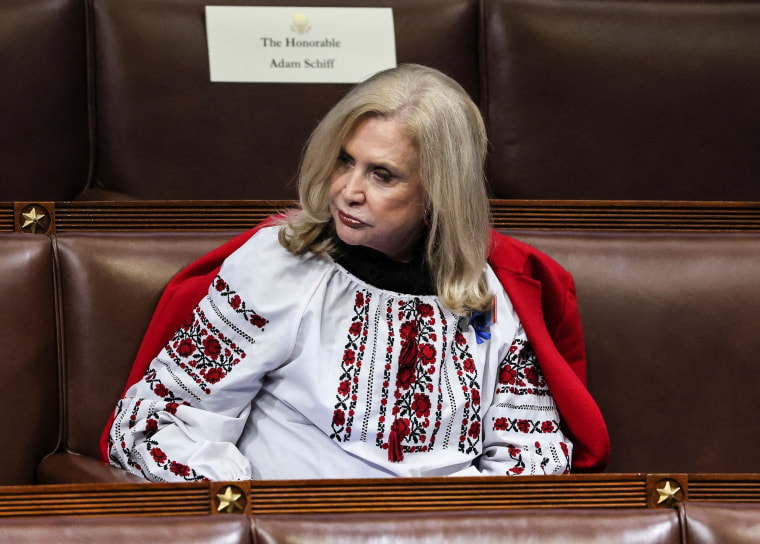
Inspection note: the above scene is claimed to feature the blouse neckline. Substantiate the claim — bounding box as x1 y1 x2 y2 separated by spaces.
331 239 436 296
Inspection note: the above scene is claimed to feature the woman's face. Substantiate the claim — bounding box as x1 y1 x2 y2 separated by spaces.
328 116 427 262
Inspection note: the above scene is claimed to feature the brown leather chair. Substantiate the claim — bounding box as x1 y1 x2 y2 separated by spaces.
513 231 760 473
36 228 760 480
252 508 681 543
483 0 760 200
0 0 89 201
88 0 480 200
0 515 251 543
0 234 58 484
683 502 760 544
38 232 239 483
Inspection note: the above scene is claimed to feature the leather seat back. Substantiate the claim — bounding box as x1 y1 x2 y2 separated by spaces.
90 0 480 200
0 235 58 484
54 232 237 458
0 0 88 200
513 230 760 472
253 509 681 543
484 0 760 200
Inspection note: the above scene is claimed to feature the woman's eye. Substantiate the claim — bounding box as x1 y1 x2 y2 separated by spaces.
337 152 353 167
336 153 351 168
373 169 393 183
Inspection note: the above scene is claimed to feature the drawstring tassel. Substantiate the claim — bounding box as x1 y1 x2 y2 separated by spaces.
388 423 404 462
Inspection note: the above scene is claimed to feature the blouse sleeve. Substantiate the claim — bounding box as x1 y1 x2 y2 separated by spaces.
108 231 308 482
477 324 572 476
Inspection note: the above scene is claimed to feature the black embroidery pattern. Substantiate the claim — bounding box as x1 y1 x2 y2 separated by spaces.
451 329 482 455
330 290 371 442
383 299 441 454
496 337 551 397
164 305 248 395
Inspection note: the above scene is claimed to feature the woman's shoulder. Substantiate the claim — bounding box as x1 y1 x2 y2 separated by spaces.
225 224 324 271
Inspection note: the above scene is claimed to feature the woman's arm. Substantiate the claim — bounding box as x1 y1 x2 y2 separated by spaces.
476 325 572 476
108 273 283 482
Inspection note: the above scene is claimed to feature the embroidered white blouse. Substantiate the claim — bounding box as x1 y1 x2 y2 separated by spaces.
109 226 571 481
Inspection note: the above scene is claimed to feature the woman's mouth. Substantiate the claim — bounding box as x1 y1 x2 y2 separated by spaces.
337 210 366 228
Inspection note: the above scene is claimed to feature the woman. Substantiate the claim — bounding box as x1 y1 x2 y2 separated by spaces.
104 64 609 481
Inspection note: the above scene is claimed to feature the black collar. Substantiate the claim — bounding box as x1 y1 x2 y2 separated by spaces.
331 240 436 296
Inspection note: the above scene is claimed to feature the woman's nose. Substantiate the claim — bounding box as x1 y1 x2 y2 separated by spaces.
342 170 366 204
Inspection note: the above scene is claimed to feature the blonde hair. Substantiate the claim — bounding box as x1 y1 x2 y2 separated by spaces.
279 64 491 315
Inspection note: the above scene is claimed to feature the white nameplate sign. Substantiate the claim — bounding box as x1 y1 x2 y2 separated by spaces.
206 6 396 83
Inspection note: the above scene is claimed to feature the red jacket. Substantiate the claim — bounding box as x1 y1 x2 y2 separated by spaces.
100 219 610 472
488 230 609 472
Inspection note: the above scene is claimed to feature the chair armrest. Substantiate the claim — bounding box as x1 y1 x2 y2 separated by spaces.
36 452 145 484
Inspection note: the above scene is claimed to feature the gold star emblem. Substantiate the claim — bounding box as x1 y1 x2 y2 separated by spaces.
21 207 46 234
656 480 682 506
216 485 245 514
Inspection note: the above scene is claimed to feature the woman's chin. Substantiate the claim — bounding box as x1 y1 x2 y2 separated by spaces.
335 230 365 249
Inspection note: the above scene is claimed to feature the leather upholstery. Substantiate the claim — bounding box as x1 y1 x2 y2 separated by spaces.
89 0 480 200
0 235 58 484
683 502 760 544
6 504 760 543
0 0 89 200
0 515 252 543
36 450 144 484
5 0 760 200
483 0 760 200
252 509 681 543
53 232 238 459
0 508 684 543
513 231 760 473
30 229 760 480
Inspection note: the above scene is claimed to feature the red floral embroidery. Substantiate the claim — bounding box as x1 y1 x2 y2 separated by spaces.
525 367 542 387
497 337 550 396
177 339 195 358
468 421 481 439
451 329 482 455
153 384 169 398
376 301 396 447
203 337 222 359
338 380 351 397
139 434 207 481
116 411 207 481
145 418 158 437
204 367 226 384
499 364 518 385
492 416 561 435
150 448 167 464
251 314 267 328
333 409 346 427
379 298 445 459
412 393 432 418
463 358 476 373
508 445 525 475
214 274 268 330
419 344 437 363
330 289 371 442
164 303 248 394
417 303 434 317
169 461 191 477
